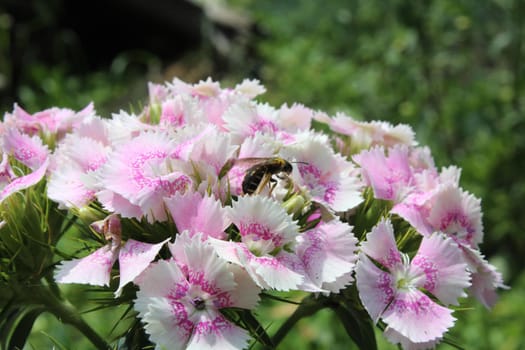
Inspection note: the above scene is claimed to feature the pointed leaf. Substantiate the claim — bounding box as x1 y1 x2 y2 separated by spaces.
333 302 377 350
122 318 152 350
39 331 69 350
8 306 45 349
222 308 274 348
0 305 45 350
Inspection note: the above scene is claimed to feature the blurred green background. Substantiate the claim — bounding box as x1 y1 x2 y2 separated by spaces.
1 0 523 349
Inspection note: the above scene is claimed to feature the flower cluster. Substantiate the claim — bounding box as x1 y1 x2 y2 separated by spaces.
0 78 506 349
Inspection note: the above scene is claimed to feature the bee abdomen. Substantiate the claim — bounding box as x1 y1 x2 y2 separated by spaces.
242 170 264 194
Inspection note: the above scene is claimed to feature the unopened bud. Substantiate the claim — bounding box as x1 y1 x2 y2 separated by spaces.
282 194 305 215
91 213 122 243
76 206 104 224
148 103 162 125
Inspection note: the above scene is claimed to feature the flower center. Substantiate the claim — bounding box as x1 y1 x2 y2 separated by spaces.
396 277 410 290
392 255 413 291
192 297 206 311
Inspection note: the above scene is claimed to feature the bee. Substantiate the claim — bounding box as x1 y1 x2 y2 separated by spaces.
219 157 294 195
242 157 293 195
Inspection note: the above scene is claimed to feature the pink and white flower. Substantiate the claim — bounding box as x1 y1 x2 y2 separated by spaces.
294 219 359 293
328 113 416 150
0 157 49 203
276 103 314 132
460 245 508 309
353 145 413 202
165 191 230 240
157 95 204 128
3 103 94 138
393 183 483 248
2 128 49 170
210 195 304 291
135 232 260 350
426 185 483 248
47 134 110 209
223 100 280 143
188 126 238 176
97 130 191 222
0 127 50 203
356 219 470 349
282 132 363 212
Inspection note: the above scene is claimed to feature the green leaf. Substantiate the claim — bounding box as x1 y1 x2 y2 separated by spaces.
222 308 274 348
120 318 153 350
333 302 377 350
0 305 45 350
270 294 329 348
9 307 45 349
240 310 274 348
441 335 465 350
38 331 69 350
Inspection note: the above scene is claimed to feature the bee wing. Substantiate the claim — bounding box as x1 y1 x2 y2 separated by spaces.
219 157 274 178
234 157 274 165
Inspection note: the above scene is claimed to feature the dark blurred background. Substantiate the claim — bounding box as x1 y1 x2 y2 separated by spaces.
1 0 524 349
0 0 258 113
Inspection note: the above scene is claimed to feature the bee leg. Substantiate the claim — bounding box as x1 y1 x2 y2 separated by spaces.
254 173 273 195
268 177 279 195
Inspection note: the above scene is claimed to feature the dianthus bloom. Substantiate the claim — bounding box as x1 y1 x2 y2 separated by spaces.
356 219 471 349
97 131 192 222
0 128 50 203
3 103 94 138
210 195 304 291
134 233 261 350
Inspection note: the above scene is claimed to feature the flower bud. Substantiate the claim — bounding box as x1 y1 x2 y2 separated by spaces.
148 103 162 125
282 194 305 216
76 206 105 224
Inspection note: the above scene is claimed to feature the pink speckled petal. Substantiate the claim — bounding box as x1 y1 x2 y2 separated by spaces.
186 313 251 350
353 145 412 201
461 245 508 309
250 251 304 291
295 220 358 288
382 289 455 343
355 253 395 323
165 192 229 240
392 200 433 236
411 234 470 306
115 238 169 296
360 219 402 269
2 129 49 170
384 327 442 350
55 244 118 286
134 260 191 350
0 157 49 203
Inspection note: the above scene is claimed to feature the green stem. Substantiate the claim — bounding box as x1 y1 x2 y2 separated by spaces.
43 273 62 298
26 283 111 350
270 294 329 348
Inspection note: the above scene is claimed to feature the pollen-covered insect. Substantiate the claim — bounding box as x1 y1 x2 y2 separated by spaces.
241 157 293 195
219 157 295 195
